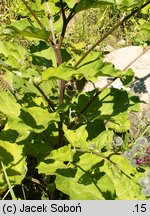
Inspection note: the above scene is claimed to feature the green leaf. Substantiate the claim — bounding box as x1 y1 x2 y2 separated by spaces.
3 26 51 41
55 171 115 199
65 0 77 8
55 153 115 199
31 45 56 67
42 65 75 81
99 88 131 116
118 0 144 9
44 145 74 162
38 160 68 175
20 106 60 132
11 18 34 31
140 23 150 39
12 76 40 95
106 112 131 132
121 68 134 87
114 174 144 200
42 59 122 82
76 60 122 80
102 159 146 199
0 141 27 191
111 155 137 176
91 130 114 151
0 92 21 120
64 125 89 149
0 41 28 60
37 146 74 175
75 0 115 13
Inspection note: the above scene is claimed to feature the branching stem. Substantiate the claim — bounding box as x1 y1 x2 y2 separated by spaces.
20 0 44 29
74 0 150 69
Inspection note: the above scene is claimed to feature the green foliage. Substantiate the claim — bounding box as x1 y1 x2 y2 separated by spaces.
2 26 51 41
0 0 149 200
0 141 26 192
75 0 115 13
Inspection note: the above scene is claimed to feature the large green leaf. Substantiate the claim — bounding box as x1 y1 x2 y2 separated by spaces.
65 125 114 152
37 160 68 175
7 107 60 141
21 106 59 129
55 153 115 199
0 141 27 191
77 61 122 79
38 150 115 199
0 92 59 141
42 65 76 81
75 0 115 13
99 88 139 116
2 26 51 41
91 130 114 151
55 170 115 199
42 60 122 82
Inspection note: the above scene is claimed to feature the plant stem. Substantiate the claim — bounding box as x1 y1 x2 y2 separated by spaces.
60 0 66 22
46 0 56 45
20 0 44 29
20 0 54 46
33 82 56 112
74 0 150 69
56 1 80 146
58 0 80 48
